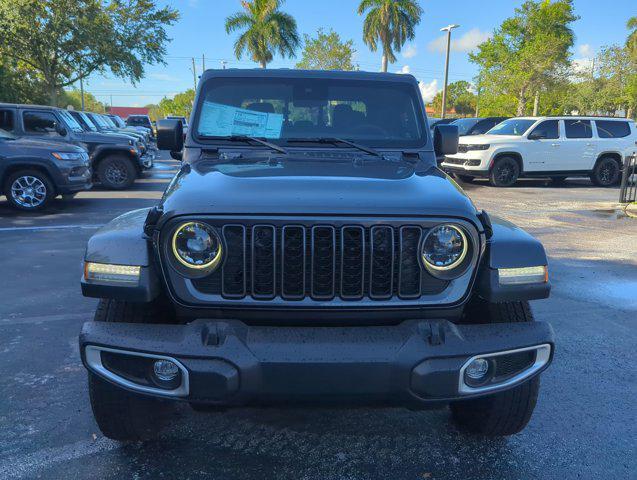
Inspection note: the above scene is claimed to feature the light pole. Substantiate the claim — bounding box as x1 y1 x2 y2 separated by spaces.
440 24 460 119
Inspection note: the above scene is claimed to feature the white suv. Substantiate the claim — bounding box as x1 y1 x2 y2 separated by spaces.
441 116 637 187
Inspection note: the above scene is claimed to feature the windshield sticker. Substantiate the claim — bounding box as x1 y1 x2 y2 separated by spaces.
198 101 283 138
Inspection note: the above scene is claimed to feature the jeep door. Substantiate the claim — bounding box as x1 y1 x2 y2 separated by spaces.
19 109 70 144
560 119 596 171
524 120 560 172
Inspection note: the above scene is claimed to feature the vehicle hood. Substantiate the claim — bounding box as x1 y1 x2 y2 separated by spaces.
459 134 520 144
159 157 479 221
2 137 84 153
78 131 132 145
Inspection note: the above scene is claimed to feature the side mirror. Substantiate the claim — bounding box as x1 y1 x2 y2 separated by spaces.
170 150 183 161
54 122 67 137
433 124 459 156
528 131 545 140
157 119 183 152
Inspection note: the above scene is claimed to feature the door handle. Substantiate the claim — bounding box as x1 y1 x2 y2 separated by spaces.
551 143 560 147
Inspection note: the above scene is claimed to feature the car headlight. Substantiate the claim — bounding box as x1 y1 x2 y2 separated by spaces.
52 152 85 161
421 224 470 278
171 222 223 273
465 144 490 151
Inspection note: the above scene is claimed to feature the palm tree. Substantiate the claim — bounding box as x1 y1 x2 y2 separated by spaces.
627 16 637 55
225 0 300 68
358 0 422 72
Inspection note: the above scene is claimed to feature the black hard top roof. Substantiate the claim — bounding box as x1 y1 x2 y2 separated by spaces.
200 68 419 85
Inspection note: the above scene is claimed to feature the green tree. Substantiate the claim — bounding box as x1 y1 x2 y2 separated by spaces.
225 0 300 68
0 53 49 104
0 0 178 106
153 89 196 119
470 0 578 116
627 16 637 58
431 81 476 116
60 90 108 112
296 28 357 71
358 0 422 72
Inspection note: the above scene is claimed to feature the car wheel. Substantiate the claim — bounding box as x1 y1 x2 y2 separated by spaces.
97 155 136 190
489 157 520 187
450 300 540 436
4 169 55 211
88 299 173 441
590 156 620 187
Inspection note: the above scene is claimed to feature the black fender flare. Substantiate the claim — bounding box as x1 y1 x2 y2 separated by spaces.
81 208 161 302
475 215 550 302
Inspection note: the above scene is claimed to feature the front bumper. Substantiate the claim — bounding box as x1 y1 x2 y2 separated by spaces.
80 319 554 407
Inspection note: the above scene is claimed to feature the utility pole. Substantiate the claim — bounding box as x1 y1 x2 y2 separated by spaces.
221 60 227 70
202 54 206 71
440 24 460 119
79 75 85 111
475 72 481 117
191 57 197 91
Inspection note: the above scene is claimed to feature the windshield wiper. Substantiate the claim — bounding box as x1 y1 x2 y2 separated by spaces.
286 137 383 158
227 135 288 154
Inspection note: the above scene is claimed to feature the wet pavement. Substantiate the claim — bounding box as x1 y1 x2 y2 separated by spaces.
1 156 635 479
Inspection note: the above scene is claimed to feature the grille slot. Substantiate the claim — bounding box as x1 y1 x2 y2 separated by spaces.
191 222 450 301
251 225 276 299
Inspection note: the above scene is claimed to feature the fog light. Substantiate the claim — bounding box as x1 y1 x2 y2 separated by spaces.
464 358 490 385
153 360 179 381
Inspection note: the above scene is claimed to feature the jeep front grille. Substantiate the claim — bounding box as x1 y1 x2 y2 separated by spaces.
188 223 449 301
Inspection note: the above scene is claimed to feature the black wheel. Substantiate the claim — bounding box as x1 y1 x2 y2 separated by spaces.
451 300 540 436
455 174 475 183
489 157 520 187
88 299 173 441
590 156 620 187
549 176 567 185
3 169 55 211
97 155 136 189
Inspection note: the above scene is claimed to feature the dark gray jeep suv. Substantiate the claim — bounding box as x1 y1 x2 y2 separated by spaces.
79 69 554 440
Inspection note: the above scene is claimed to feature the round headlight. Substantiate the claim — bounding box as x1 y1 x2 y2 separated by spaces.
421 224 468 271
171 222 222 271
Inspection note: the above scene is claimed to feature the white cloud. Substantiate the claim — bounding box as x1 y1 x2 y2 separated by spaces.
418 79 439 103
428 28 492 53
149 73 180 82
578 44 593 57
395 65 411 74
402 44 417 59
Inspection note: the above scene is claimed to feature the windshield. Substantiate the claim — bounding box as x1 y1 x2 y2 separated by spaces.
451 118 481 136
194 77 426 148
128 116 149 126
77 112 97 131
90 113 110 129
59 110 84 133
101 115 117 128
488 118 536 136
0 128 15 139
110 116 125 127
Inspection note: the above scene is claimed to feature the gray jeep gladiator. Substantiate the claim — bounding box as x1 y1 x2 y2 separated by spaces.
80 69 554 441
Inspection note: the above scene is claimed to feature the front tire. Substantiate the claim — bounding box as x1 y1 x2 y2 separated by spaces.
489 157 520 187
451 300 540 436
97 155 137 190
88 299 173 441
4 169 55 211
590 156 620 187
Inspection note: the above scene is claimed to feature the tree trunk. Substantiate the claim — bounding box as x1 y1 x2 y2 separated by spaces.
516 85 528 116
381 54 388 73
627 106 633 119
49 83 58 107
532 91 540 116
260 60 267 68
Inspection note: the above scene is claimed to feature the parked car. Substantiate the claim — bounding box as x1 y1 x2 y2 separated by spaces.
0 103 143 189
107 114 152 139
80 69 554 441
441 116 636 187
429 117 455 130
0 127 91 210
126 114 155 138
165 115 189 135
451 117 509 137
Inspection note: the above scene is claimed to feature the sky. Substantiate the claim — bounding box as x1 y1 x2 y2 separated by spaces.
85 0 636 108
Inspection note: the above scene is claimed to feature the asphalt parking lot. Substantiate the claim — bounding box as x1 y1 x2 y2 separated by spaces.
1 153 635 479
